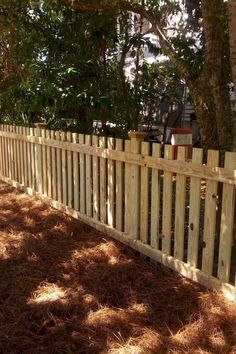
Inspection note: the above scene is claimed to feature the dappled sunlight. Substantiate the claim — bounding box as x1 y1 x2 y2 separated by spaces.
0 181 236 353
28 283 67 305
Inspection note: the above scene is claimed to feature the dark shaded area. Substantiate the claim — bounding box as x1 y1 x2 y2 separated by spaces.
0 181 236 354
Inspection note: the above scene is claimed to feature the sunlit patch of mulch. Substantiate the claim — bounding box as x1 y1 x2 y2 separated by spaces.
0 181 236 354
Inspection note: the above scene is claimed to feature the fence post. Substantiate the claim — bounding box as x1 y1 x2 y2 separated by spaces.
34 123 46 194
128 131 147 240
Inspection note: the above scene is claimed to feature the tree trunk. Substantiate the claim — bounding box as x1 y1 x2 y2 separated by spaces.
227 0 236 150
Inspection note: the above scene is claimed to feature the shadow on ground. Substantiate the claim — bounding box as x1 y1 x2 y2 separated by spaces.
0 181 236 354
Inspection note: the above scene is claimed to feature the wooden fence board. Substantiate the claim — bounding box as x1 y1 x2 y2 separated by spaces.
140 141 150 244
41 129 47 195
107 137 115 228
162 145 174 255
85 135 92 217
174 146 187 261
35 127 43 194
72 133 79 211
56 131 62 203
218 152 236 282
92 135 99 220
46 130 52 198
115 139 124 231
79 134 85 214
30 128 36 190
99 136 107 224
50 130 57 200
124 140 131 235
150 143 161 249
202 150 219 275
61 131 67 206
67 131 73 208
187 148 203 267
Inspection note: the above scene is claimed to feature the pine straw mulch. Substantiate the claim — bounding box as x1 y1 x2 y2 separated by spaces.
0 181 236 354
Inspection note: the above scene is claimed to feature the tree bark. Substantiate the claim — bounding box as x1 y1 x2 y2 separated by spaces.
227 0 236 150
64 0 235 151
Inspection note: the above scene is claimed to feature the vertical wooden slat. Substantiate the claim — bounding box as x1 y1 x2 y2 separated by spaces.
150 143 161 249
5 125 9 178
7 125 11 179
46 129 52 198
67 131 73 208
19 126 24 184
79 134 86 213
51 130 57 200
107 137 115 227
12 126 16 181
218 152 236 282
61 131 67 205
8 125 13 180
41 129 47 195
15 126 20 183
35 126 43 194
56 131 62 203
202 150 219 275
174 146 187 261
162 145 174 255
3 125 7 177
124 140 131 235
14 126 19 183
85 135 92 216
26 127 32 188
30 127 36 190
187 148 203 267
115 138 124 231
73 133 79 211
23 127 29 186
99 136 107 224
140 141 150 244
92 135 99 220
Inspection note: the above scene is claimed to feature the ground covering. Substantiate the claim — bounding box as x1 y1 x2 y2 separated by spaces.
0 181 236 353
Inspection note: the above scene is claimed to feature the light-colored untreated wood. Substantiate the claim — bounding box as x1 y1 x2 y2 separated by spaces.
140 141 150 244
72 133 79 211
187 148 203 267
1 171 235 303
202 150 219 275
150 143 161 249
35 127 43 194
27 127 32 188
51 130 57 201
85 135 92 216
41 129 47 195
30 128 35 190
107 137 115 228
67 131 73 208
115 139 124 231
99 136 107 224
61 131 67 206
174 147 187 261
92 135 99 220
79 134 85 214
0 130 236 185
46 130 52 198
162 145 174 255
124 140 131 235
23 127 29 186
56 131 62 203
218 152 236 282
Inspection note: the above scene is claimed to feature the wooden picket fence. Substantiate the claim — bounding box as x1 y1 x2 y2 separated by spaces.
0 124 236 300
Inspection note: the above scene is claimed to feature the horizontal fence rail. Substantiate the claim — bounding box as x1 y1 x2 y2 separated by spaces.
0 124 236 301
